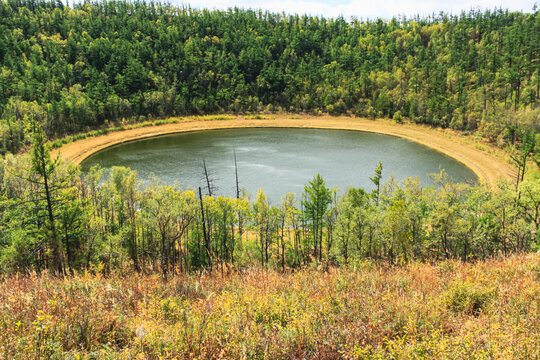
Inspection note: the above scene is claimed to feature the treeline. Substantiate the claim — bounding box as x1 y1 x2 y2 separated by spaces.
0 126 538 275
0 0 539 154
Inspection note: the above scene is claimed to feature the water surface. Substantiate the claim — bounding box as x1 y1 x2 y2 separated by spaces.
82 128 477 203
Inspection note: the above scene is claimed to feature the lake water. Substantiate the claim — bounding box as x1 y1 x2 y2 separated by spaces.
81 128 477 203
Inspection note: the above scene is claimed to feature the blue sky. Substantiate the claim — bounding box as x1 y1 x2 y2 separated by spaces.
174 0 537 19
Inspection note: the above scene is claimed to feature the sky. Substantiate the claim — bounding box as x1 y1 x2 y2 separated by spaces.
174 0 537 19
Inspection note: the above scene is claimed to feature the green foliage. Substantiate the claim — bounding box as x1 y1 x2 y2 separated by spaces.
369 161 383 205
0 1 538 154
0 150 539 274
302 174 332 262
0 228 33 273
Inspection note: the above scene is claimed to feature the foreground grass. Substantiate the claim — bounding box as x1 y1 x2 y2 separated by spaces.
0 255 539 359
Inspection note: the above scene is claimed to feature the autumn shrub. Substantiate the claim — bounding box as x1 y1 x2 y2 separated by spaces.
245 114 274 120
444 281 495 315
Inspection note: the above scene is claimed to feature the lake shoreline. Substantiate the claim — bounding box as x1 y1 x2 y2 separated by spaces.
53 115 514 188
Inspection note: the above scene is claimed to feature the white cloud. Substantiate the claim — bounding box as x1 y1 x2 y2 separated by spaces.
176 0 537 19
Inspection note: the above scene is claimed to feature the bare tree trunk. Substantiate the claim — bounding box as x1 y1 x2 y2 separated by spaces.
234 148 240 199
281 218 285 272
199 187 211 271
203 160 213 196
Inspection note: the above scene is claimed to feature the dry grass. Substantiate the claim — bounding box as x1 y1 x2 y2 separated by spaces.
0 254 538 359
52 115 514 189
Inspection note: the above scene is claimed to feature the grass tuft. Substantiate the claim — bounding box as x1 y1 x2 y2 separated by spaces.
444 281 495 316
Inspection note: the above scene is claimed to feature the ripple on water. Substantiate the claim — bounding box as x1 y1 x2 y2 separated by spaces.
81 128 477 203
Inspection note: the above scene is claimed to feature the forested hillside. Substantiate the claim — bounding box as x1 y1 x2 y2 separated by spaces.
0 0 538 154
1 126 538 274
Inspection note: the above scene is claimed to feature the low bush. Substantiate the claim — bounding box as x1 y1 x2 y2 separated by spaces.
444 281 495 315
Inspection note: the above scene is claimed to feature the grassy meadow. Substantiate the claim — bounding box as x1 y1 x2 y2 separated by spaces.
0 254 538 359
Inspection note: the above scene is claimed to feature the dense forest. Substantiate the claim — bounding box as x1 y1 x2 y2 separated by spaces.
0 0 539 155
0 125 538 275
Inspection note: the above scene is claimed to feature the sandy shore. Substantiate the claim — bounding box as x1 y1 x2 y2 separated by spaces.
53 115 514 188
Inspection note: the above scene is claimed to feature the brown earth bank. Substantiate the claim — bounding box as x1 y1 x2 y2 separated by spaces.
53 115 515 188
